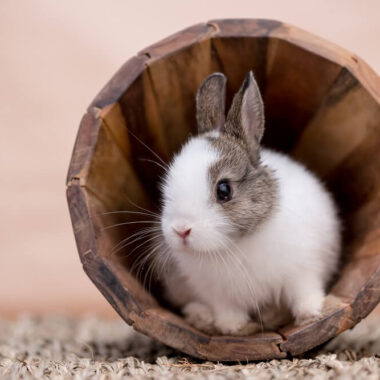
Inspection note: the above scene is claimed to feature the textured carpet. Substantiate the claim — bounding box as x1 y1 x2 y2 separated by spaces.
0 313 379 379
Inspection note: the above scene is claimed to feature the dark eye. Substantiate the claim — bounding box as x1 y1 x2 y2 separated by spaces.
216 179 232 203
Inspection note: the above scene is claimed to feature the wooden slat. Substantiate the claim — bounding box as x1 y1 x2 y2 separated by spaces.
130 307 286 361
328 125 380 216
85 108 150 213
263 38 342 151
332 254 380 302
137 22 223 155
118 74 170 202
279 296 352 356
100 103 132 160
293 68 380 178
142 38 221 154
66 109 100 186
67 184 157 312
341 190 380 259
208 18 282 37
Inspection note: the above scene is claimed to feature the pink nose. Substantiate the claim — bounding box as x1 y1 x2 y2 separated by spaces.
173 228 191 240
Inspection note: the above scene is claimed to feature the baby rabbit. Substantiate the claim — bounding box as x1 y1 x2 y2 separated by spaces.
158 72 340 335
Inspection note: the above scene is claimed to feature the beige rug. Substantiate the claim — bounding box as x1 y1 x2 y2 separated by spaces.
0 314 379 379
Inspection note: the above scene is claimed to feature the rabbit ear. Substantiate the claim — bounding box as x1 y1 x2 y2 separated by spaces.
196 72 227 134
224 71 265 161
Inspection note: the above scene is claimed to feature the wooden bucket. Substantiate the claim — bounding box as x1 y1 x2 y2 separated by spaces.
67 19 380 361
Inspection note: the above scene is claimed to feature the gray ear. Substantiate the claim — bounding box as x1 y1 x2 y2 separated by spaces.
224 71 265 160
196 72 227 134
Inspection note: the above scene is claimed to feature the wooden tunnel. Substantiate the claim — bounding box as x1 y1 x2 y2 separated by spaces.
67 19 380 361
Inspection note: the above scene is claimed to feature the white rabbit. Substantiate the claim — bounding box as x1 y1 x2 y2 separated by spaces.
157 72 341 335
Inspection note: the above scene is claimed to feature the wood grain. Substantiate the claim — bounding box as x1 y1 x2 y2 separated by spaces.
293 68 380 179
67 18 380 361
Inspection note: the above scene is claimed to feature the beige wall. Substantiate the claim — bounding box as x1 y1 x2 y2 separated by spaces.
1 0 379 317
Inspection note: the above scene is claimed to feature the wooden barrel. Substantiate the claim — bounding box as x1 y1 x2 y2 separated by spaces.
66 19 380 361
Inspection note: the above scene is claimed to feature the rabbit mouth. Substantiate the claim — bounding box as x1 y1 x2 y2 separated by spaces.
166 236 210 256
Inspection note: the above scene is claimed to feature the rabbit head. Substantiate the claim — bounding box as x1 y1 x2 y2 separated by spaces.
161 72 278 255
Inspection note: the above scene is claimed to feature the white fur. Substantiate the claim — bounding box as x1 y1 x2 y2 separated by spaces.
161 137 340 334
161 137 223 253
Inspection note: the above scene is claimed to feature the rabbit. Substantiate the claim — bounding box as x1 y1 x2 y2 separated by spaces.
156 71 341 335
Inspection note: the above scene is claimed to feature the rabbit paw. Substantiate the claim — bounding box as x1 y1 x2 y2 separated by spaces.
183 302 215 333
293 297 323 326
214 311 257 335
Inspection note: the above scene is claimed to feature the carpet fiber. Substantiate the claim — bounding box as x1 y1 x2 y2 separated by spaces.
1 313 379 379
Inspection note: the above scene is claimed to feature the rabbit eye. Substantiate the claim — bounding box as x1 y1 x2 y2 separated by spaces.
216 179 232 203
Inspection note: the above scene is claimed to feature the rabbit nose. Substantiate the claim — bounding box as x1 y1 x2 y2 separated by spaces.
173 227 191 239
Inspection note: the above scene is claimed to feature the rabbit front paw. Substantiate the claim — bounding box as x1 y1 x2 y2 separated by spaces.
293 295 324 326
214 311 259 336
183 302 215 333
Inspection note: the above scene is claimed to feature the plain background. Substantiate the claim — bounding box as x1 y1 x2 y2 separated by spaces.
1 0 380 318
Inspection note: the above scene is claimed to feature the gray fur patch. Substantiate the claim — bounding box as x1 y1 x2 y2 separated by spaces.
207 134 278 237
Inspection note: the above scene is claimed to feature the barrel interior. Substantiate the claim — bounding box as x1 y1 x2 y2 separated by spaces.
82 35 380 331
